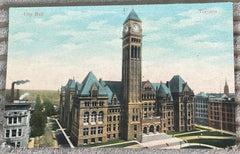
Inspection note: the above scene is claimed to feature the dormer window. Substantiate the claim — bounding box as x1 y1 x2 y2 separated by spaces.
113 98 117 105
92 90 97 97
91 83 98 97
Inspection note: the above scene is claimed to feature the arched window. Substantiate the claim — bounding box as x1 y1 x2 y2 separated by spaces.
137 47 141 58
84 112 89 123
91 111 97 122
131 45 134 58
98 111 103 122
134 46 137 58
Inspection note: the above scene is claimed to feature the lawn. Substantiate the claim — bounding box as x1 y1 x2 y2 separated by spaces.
194 126 209 131
166 128 201 135
187 139 236 148
78 139 126 148
177 131 234 137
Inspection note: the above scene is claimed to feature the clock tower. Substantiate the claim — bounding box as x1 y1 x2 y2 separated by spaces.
122 9 143 140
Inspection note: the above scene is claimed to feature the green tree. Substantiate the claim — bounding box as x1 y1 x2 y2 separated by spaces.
42 98 56 116
35 95 43 111
30 110 46 137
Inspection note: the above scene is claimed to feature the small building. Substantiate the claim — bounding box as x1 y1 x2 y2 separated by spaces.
2 102 31 147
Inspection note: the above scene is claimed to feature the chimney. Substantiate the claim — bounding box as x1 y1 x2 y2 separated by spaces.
16 89 20 100
11 82 15 103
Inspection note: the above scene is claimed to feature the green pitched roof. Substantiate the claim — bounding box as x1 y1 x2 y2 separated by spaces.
80 72 99 95
169 75 186 93
102 81 122 104
65 79 76 89
151 83 160 91
76 72 116 104
123 9 141 24
157 82 173 101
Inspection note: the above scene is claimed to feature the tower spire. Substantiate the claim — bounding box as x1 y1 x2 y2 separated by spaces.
224 78 229 97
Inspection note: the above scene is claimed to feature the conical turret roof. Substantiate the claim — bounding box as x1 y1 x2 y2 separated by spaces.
123 9 141 24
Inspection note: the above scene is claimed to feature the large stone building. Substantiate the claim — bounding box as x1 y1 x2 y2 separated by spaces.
2 101 31 147
208 81 235 132
59 10 194 146
194 92 209 126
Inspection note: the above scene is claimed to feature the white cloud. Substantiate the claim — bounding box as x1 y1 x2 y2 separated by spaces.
173 7 225 29
142 17 174 33
174 34 228 51
34 10 116 26
9 32 33 43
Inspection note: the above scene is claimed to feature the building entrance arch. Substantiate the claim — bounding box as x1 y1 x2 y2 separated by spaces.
149 125 154 133
156 125 160 132
143 127 147 134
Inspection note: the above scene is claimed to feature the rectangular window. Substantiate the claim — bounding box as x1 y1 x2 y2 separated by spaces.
107 124 111 132
91 127 96 135
144 113 147 118
10 142 15 147
98 137 102 142
8 117 12 124
92 101 97 106
18 117 22 123
6 130 9 137
98 127 103 134
91 138 95 143
83 128 89 136
113 134 116 138
18 129 22 136
17 142 21 147
12 129 16 137
107 134 110 139
92 90 98 97
85 102 89 107
134 125 137 131
84 139 88 144
13 117 17 124
113 124 116 131
134 134 137 138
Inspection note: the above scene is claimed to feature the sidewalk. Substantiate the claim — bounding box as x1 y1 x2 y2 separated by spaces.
195 124 236 136
93 140 140 148
179 135 236 140
174 130 208 137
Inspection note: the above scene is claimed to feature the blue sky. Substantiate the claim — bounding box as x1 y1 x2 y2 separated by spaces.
7 3 234 93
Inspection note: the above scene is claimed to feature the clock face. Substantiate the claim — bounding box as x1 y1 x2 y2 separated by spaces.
132 23 140 33
124 24 129 33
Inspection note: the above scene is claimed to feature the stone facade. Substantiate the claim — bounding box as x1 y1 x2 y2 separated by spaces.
2 102 31 147
208 97 236 132
170 76 194 132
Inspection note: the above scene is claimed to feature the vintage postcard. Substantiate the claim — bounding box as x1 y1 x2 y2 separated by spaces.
1 2 236 149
